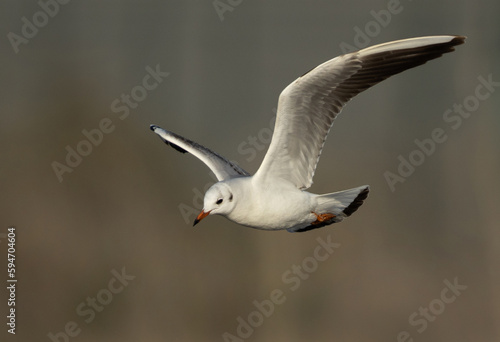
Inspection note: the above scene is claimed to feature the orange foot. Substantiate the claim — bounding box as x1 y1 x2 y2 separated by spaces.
311 212 336 225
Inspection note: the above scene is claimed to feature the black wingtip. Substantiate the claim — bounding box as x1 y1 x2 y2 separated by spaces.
150 125 189 154
451 35 467 45
343 187 370 217
447 36 466 51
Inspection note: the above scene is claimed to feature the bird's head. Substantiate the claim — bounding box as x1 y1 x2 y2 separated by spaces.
193 182 235 226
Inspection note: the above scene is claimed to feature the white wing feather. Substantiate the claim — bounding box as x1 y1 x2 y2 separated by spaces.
255 35 465 189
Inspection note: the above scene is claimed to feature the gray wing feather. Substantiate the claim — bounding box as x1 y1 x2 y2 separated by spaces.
150 125 250 181
255 35 465 190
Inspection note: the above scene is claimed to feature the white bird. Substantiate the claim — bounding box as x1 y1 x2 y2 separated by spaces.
151 35 465 232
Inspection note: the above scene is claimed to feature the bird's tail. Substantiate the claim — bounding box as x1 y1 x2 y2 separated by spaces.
315 185 370 218
288 185 369 233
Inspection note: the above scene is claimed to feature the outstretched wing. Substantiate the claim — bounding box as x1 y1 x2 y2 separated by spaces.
255 35 465 189
150 125 250 181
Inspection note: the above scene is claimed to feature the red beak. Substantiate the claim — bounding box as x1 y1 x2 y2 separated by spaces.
193 210 211 226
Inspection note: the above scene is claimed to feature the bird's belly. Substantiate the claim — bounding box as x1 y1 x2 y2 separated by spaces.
228 188 314 230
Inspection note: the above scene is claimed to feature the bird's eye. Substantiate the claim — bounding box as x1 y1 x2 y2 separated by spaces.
229 193 233 201
216 198 223 205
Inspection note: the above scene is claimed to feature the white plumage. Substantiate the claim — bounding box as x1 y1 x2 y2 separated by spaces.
151 35 465 232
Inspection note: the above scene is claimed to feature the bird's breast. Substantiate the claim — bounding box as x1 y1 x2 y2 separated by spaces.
228 180 313 230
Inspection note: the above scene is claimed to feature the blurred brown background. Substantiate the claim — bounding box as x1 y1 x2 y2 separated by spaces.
1 1 499 341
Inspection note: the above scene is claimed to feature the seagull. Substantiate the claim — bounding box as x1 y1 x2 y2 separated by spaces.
151 35 465 232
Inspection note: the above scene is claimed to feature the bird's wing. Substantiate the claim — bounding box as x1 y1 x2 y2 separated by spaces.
150 125 250 181
254 35 465 190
